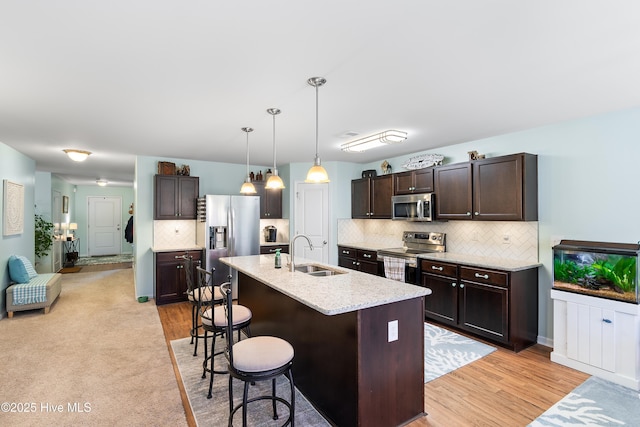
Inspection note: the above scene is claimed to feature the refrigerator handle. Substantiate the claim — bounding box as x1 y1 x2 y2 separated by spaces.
228 207 233 256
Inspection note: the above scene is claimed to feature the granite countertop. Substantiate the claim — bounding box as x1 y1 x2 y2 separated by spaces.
152 246 204 253
339 242 540 271
416 252 541 271
221 254 430 316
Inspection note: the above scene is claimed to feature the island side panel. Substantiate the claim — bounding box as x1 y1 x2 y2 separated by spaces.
238 272 359 427
357 297 426 426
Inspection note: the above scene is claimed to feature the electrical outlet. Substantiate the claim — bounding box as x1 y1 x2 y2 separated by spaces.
388 320 398 342
502 234 511 244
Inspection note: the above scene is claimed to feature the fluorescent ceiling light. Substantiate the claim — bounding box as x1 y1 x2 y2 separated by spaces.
96 179 108 186
341 130 408 153
63 149 92 162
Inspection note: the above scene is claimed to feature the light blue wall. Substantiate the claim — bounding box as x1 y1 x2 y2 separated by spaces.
359 107 640 340
0 143 36 318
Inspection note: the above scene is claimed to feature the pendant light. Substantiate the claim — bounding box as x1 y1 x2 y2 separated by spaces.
265 108 285 189
239 127 257 194
306 77 330 183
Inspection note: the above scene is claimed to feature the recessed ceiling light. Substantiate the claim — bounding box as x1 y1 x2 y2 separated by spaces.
96 179 108 187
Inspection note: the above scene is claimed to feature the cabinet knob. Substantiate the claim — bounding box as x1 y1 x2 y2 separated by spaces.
474 212 479 215
466 212 471 216
352 261 357 265
451 282 457 287
460 284 465 288
431 265 443 271
475 273 489 279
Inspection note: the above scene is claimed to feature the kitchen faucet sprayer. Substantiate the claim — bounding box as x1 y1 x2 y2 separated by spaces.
289 234 314 272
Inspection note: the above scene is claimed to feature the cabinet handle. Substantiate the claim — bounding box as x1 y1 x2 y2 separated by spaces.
342 250 350 255
475 273 489 279
602 318 612 324
460 284 464 288
466 212 471 216
269 248 277 253
431 266 443 271
363 254 372 258
451 282 457 287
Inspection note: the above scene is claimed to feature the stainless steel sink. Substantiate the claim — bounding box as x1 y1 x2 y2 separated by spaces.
294 264 346 276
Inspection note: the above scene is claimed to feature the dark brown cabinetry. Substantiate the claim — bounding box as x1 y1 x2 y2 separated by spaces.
254 181 282 219
393 168 434 195
260 244 289 254
420 259 538 352
154 175 200 220
351 175 393 219
338 246 380 275
434 153 537 221
155 250 202 305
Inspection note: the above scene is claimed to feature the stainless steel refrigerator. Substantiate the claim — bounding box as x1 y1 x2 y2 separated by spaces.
196 195 260 297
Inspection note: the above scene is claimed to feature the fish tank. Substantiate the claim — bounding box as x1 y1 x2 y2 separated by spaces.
553 240 639 304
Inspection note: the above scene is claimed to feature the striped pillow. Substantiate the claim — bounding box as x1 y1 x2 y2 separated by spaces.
16 255 38 279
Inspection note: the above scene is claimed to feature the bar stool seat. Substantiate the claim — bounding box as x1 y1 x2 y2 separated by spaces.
221 282 295 426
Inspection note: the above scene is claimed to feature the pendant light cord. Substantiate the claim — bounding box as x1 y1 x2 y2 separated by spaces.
315 83 319 159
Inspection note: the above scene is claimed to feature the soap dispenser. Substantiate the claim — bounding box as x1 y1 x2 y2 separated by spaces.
274 248 282 269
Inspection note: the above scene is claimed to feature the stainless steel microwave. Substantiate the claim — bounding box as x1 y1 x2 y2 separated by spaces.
391 193 434 221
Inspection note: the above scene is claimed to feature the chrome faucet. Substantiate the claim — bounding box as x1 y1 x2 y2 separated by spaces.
289 234 314 272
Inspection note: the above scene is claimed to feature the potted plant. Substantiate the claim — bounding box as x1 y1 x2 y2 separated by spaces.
35 213 54 258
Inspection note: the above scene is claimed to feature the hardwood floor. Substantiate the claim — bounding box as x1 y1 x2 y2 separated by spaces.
157 301 589 427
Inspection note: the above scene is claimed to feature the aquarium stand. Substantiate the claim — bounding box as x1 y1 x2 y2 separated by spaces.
551 289 640 390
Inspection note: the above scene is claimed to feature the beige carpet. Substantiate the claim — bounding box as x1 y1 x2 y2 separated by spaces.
0 268 187 426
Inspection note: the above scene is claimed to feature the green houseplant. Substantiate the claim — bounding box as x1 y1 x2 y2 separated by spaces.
35 214 54 258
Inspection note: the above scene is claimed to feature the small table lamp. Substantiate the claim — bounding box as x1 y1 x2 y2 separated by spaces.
69 223 78 239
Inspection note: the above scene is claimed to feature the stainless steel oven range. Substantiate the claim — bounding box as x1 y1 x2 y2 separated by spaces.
378 231 446 284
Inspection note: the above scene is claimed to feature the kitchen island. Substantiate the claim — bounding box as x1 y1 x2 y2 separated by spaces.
221 254 430 427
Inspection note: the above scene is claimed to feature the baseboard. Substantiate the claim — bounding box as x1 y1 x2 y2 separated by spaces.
537 335 553 348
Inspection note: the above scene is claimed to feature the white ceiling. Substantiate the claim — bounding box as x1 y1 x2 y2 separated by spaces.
2 1 640 187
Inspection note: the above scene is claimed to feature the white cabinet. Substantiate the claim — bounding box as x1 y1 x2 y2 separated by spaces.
551 289 640 390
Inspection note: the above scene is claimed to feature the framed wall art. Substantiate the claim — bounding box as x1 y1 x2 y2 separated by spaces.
62 195 69 214
3 179 25 236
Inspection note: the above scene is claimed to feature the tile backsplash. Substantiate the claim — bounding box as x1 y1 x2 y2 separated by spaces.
337 219 538 262
153 220 197 249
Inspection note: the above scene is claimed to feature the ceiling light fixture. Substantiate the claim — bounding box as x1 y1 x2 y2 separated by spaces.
239 127 257 194
63 149 92 162
340 130 408 153
305 77 330 183
96 179 108 187
266 108 285 190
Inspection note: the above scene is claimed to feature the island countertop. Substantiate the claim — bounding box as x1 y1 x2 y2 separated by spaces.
221 254 430 315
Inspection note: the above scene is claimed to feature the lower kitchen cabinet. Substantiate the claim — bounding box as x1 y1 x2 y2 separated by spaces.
420 259 538 352
338 246 381 276
551 289 640 390
155 249 202 305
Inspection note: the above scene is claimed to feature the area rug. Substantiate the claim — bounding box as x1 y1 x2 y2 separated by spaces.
424 322 496 383
529 376 640 426
75 253 133 266
171 337 331 426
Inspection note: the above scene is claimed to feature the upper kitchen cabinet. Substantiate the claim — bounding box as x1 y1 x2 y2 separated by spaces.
351 175 393 219
154 175 200 220
435 153 537 221
393 168 434 195
253 181 282 219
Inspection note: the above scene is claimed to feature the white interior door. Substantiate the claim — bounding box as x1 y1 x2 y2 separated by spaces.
88 196 122 256
293 182 329 263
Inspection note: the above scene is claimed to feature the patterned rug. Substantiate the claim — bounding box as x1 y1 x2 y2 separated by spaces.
75 254 133 266
424 322 496 382
529 376 640 426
